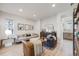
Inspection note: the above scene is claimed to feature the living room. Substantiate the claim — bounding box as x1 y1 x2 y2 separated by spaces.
0 3 76 56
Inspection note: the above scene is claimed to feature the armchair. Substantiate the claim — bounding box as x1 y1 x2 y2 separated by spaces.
44 32 57 48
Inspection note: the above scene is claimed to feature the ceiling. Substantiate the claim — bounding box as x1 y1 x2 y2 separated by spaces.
0 3 72 20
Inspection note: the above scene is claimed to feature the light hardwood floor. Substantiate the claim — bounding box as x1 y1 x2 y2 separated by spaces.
63 40 73 56
0 43 63 56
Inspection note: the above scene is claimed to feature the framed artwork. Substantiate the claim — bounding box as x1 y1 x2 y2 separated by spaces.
25 24 33 30
29 25 33 30
18 23 24 30
44 24 54 32
25 24 29 30
17 23 33 31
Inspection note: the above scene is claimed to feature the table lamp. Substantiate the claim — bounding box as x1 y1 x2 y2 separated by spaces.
5 29 12 36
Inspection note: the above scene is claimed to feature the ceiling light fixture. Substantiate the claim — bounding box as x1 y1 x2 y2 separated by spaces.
19 8 23 12
52 4 56 7
33 14 36 17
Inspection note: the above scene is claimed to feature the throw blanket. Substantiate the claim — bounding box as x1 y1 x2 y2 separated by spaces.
30 38 43 56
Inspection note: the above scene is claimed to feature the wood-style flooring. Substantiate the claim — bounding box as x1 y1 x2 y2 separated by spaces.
0 43 63 56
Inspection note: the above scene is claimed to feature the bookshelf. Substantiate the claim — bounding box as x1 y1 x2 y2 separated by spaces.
73 3 79 56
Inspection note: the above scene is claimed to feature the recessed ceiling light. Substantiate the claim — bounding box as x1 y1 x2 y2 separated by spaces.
52 4 55 7
19 8 23 12
33 14 36 17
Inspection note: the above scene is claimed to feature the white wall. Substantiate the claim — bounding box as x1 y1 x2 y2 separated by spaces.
33 20 40 35
0 11 34 39
56 13 63 50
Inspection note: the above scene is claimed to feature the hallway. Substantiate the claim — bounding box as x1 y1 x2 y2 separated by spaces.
63 40 73 56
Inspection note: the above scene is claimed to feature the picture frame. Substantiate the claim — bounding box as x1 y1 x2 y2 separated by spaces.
18 23 24 30
25 24 33 30
25 24 29 30
28 25 33 30
17 23 33 31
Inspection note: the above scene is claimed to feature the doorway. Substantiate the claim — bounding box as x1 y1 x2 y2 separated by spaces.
62 17 73 56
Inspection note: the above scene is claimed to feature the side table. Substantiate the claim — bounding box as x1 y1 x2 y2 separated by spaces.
0 40 3 48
